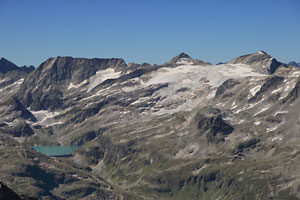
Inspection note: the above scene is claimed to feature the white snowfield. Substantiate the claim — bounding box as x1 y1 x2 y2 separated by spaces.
144 63 265 89
139 62 265 115
68 80 88 90
30 109 63 126
87 68 121 92
71 60 269 116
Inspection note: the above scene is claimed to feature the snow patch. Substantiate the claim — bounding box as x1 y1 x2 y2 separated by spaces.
87 68 121 92
274 111 288 116
249 85 261 96
30 110 62 126
271 136 283 142
267 126 279 132
234 107 247 114
0 79 24 92
254 121 261 126
238 120 245 124
292 71 300 77
15 78 24 85
254 106 270 116
271 88 281 94
68 80 88 90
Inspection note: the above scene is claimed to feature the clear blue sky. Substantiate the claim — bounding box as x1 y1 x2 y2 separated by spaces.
0 0 299 67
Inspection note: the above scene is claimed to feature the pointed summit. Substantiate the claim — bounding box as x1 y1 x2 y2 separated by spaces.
177 52 191 59
0 58 19 74
228 51 284 74
169 52 192 64
168 52 211 66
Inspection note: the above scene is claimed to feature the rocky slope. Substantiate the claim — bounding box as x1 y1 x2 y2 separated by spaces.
1 51 300 199
228 51 284 74
0 181 37 200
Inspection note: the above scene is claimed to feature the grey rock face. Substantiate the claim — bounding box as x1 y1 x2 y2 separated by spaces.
249 76 284 103
0 58 19 74
282 78 300 104
287 61 300 67
194 107 234 143
215 79 240 98
0 58 33 75
19 65 35 73
0 121 34 137
169 52 192 64
0 181 23 200
228 51 284 74
167 52 211 66
18 56 128 110
1 97 36 122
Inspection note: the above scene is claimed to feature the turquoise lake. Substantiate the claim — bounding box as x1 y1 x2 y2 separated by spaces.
31 146 80 156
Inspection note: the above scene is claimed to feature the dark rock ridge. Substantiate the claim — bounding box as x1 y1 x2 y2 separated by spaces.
19 65 35 73
33 56 127 84
125 62 152 73
282 78 300 104
194 107 234 143
167 52 211 66
215 79 240 98
1 97 37 122
0 58 19 74
0 181 37 200
228 51 284 74
0 121 34 137
0 181 22 200
17 56 128 110
288 61 300 67
169 52 192 64
0 58 34 74
249 76 284 103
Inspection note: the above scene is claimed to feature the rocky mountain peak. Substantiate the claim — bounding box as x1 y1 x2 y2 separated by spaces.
228 51 284 74
288 61 300 67
0 58 19 74
169 52 192 64
34 56 128 84
168 52 211 66
40 56 127 72
19 65 35 73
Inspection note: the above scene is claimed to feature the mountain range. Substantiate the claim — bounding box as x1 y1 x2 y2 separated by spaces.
1 51 300 199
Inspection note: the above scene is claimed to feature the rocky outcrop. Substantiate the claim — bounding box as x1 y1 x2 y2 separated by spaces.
228 51 283 74
287 61 300 67
0 58 19 74
0 121 34 137
1 97 36 121
0 181 22 200
194 107 234 143
167 52 211 66
0 181 37 200
19 65 35 73
215 78 240 98
249 76 284 103
169 52 192 64
282 78 300 104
